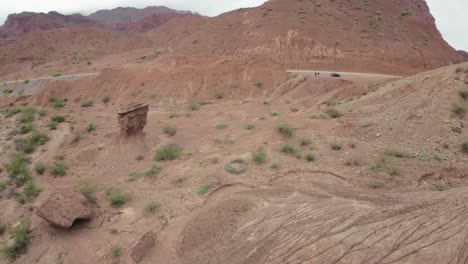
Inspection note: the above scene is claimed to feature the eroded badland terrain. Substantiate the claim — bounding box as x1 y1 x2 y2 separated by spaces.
0 0 468 263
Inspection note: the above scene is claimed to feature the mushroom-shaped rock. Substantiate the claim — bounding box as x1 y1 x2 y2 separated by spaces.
117 102 149 136
131 231 156 263
36 190 93 228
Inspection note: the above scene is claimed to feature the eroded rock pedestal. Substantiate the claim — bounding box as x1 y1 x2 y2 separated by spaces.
117 102 149 136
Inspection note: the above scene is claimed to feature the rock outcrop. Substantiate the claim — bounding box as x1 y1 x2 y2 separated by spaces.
36 190 93 228
458 50 468 61
117 102 149 136
131 231 156 263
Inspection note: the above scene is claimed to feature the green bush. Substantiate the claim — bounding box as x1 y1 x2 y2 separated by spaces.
309 114 326 119
224 159 248 174
5 107 21 117
19 108 36 123
6 154 31 186
34 163 46 175
110 245 122 257
74 180 97 203
18 180 41 204
215 123 228 129
0 222 5 235
105 187 132 207
102 96 110 103
270 162 281 169
280 143 297 154
187 101 200 111
51 115 66 123
244 124 255 130
326 109 343 118
462 142 468 153
49 97 66 109
330 140 343 150
459 89 468 100
384 149 411 158
451 102 466 117
305 153 316 162
81 100 93 107
369 162 385 173
271 111 281 117
128 165 162 181
251 148 267 164
15 131 48 153
18 124 33 135
197 184 211 195
144 201 159 214
85 123 96 133
154 144 182 161
277 122 294 139
1 218 31 260
47 121 59 130
299 138 312 147
52 72 62 77
432 180 449 191
71 133 81 144
49 162 67 177
163 126 176 136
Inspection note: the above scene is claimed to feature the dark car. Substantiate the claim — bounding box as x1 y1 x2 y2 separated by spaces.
331 72 341 77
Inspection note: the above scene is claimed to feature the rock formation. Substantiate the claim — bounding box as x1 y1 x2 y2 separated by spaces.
36 190 93 228
117 102 149 136
131 231 156 263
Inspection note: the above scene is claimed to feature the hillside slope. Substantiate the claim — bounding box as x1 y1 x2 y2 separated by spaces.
149 0 461 75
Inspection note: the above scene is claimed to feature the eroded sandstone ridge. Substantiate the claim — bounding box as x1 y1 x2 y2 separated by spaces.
117 102 149 136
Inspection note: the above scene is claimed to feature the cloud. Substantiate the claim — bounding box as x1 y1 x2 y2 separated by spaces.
0 0 466 50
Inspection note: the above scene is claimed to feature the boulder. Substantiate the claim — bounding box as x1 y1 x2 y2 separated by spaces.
117 102 149 136
36 190 93 228
131 231 155 263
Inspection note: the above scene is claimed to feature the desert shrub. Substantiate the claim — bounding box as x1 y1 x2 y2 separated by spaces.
277 122 294 139
368 180 384 189
251 148 267 164
462 142 468 153
384 149 411 158
325 99 338 107
16 132 48 154
74 180 97 203
154 144 182 161
291 108 299 112
19 107 35 123
51 115 66 123
305 153 316 162
224 159 248 174
18 180 41 204
18 124 33 135
102 96 110 103
34 163 46 175
270 162 281 169
105 187 132 207
432 180 449 191
280 143 297 154
369 162 385 173
299 138 312 147
6 154 31 186
47 121 59 130
330 140 343 150
345 156 361 166
244 124 255 130
401 8 413 16
271 111 281 117
110 245 122 257
387 166 400 176
5 107 21 117
0 222 5 235
52 72 62 77
49 162 67 177
451 102 466 117
215 123 228 129
2 88 13 95
0 218 31 260
81 100 93 107
197 184 211 195
309 114 326 119
187 101 200 111
255 81 263 88
459 89 468 100
71 133 81 144
49 97 66 109
163 126 176 136
85 123 96 133
326 109 343 118
144 201 159 214
37 109 47 117
215 91 224 99
128 165 162 181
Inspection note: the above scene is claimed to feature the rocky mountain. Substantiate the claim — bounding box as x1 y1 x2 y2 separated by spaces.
0 6 191 46
148 0 461 75
458 50 468 61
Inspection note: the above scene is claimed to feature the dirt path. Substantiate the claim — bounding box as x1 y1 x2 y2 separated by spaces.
287 70 402 79
0 73 99 96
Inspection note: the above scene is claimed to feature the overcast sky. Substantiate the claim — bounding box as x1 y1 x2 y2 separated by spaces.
0 0 466 50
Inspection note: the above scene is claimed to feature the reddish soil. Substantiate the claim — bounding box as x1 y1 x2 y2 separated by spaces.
1 1 468 263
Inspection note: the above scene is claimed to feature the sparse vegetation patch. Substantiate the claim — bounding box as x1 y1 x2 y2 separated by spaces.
224 159 248 174
154 144 182 161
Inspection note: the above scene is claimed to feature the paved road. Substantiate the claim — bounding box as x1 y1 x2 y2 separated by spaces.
0 73 99 96
287 70 402 79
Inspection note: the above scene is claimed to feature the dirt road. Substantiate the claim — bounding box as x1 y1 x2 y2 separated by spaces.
287 70 402 80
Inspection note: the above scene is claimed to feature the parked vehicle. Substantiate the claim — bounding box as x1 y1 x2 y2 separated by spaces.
331 72 341 77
